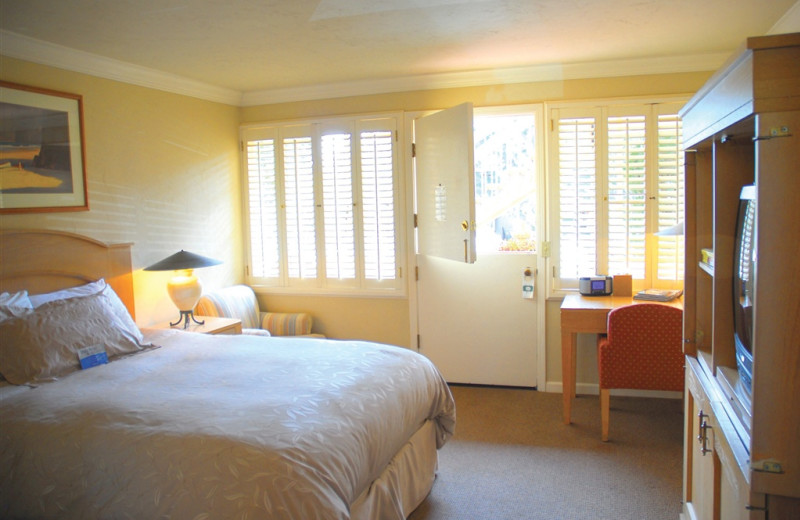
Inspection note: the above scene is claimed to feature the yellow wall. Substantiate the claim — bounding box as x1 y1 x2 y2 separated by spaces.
0 57 243 325
2 54 713 385
258 293 410 346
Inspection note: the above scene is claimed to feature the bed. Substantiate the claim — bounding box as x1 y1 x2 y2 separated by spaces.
0 229 456 520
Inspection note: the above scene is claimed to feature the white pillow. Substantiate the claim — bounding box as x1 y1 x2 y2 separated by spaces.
27 280 136 331
28 279 106 307
0 291 151 385
26 280 140 341
0 291 33 307
0 291 34 321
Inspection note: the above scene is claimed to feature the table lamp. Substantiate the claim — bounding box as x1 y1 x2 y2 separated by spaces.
144 250 221 328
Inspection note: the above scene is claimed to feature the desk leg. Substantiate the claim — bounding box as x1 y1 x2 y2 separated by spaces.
561 330 577 424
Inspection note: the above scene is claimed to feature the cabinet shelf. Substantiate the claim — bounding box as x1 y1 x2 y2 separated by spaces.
717 365 752 438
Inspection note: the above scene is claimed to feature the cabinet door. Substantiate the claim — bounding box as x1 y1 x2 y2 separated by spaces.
684 370 718 520
750 111 800 501
719 466 750 520
714 404 765 520
690 398 717 520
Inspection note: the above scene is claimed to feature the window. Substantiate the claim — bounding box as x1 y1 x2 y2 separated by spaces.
549 100 685 292
242 115 404 294
473 109 540 253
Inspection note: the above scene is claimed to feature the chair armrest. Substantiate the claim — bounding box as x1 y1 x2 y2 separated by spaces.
260 312 313 336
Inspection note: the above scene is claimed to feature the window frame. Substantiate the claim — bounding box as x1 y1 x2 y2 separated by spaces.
546 97 687 296
241 112 407 298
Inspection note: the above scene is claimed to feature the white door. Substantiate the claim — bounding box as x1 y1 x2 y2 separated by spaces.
415 103 476 263
415 106 543 387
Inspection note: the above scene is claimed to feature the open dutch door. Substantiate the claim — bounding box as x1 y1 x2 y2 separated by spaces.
415 103 476 263
413 103 540 388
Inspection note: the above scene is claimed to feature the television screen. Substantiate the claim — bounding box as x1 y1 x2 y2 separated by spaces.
733 185 756 391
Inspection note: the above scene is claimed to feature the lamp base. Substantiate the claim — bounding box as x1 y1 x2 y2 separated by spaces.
170 310 205 329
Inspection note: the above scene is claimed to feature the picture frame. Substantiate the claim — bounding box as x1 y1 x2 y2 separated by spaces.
0 81 88 214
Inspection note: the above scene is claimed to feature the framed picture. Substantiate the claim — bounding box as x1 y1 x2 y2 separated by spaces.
0 81 88 213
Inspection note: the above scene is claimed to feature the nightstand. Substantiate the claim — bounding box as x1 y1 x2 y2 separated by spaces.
156 316 242 335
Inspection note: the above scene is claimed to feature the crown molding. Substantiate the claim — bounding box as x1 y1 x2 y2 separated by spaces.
2 30 725 108
1 30 242 106
768 0 800 34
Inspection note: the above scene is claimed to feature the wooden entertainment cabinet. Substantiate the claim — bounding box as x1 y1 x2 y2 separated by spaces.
679 33 800 519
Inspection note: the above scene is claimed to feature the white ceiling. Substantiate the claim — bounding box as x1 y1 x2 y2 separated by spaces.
1 0 798 105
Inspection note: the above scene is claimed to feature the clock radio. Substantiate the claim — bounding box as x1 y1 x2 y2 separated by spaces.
579 276 613 296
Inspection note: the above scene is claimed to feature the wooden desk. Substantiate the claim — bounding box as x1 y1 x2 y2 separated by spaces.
560 293 683 424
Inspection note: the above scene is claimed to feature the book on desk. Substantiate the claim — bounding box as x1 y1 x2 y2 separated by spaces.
633 288 683 302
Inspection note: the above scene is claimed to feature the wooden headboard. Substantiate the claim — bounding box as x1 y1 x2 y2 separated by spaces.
0 229 136 319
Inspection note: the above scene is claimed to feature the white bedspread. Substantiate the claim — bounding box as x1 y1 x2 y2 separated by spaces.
0 330 455 519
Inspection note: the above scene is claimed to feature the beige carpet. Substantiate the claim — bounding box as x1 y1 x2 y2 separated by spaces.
409 385 684 520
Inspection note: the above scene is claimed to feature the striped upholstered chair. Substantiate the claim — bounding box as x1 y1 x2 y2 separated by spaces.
596 303 683 441
195 285 321 337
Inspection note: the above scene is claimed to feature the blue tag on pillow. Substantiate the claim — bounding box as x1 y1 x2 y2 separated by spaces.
78 344 109 369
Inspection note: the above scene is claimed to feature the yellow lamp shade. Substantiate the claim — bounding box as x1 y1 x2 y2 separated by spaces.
166 269 203 312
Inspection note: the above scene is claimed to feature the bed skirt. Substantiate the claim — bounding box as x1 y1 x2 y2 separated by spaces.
351 419 438 519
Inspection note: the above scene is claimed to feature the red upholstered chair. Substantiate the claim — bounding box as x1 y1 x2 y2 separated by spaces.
597 303 684 441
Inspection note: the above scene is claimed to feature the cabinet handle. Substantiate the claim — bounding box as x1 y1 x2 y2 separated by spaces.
697 410 712 455
699 420 712 455
696 410 707 441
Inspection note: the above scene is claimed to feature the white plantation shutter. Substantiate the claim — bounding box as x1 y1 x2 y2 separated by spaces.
283 135 317 279
243 114 403 294
321 131 356 280
655 112 684 281
246 137 280 279
360 128 397 282
607 115 646 278
550 101 685 292
557 116 597 279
